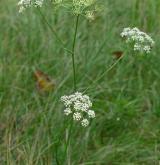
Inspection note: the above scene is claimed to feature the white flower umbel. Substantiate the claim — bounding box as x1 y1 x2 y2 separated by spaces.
81 119 89 127
61 92 95 127
121 27 154 53
18 0 44 13
35 0 44 7
51 0 100 21
88 110 95 118
72 0 95 14
64 108 72 116
73 112 82 121
18 0 100 20
85 11 95 21
18 0 31 13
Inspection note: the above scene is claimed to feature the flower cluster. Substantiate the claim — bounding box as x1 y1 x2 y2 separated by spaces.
72 0 95 14
121 27 154 53
61 92 95 127
52 0 100 21
18 0 44 13
17 0 100 21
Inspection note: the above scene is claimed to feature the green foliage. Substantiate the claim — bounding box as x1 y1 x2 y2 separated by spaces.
0 0 160 164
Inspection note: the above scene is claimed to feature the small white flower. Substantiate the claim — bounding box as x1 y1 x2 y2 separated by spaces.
18 0 44 13
117 117 120 121
64 108 72 116
73 112 82 121
74 101 82 111
61 91 95 127
81 119 89 127
88 110 95 118
18 0 31 6
121 27 154 53
138 36 144 42
85 11 95 21
72 0 97 15
61 96 72 107
143 45 151 53
18 0 31 12
35 0 44 7
17 0 100 17
134 43 141 51
19 6 25 13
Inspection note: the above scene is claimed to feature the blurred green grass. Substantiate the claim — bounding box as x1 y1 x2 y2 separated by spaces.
0 0 160 164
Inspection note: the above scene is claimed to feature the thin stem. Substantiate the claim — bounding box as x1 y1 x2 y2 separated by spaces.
72 15 80 92
37 8 72 55
64 15 80 165
55 145 60 165
65 119 73 164
84 55 124 92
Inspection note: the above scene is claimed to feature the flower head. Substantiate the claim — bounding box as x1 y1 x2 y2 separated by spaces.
72 0 95 14
73 112 82 121
61 92 95 127
121 27 154 53
18 0 44 13
88 110 95 118
51 0 100 20
81 119 89 127
18 0 100 20
64 108 72 116
85 11 95 21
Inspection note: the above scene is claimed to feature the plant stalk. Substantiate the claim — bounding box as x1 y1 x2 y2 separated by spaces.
64 15 80 165
37 8 72 55
71 15 80 92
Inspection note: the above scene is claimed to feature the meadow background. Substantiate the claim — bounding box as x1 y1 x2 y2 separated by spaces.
1 0 160 164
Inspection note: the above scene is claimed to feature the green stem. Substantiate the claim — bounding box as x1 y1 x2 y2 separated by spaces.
64 15 80 164
84 55 124 92
72 15 80 92
37 8 72 55
65 119 73 164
